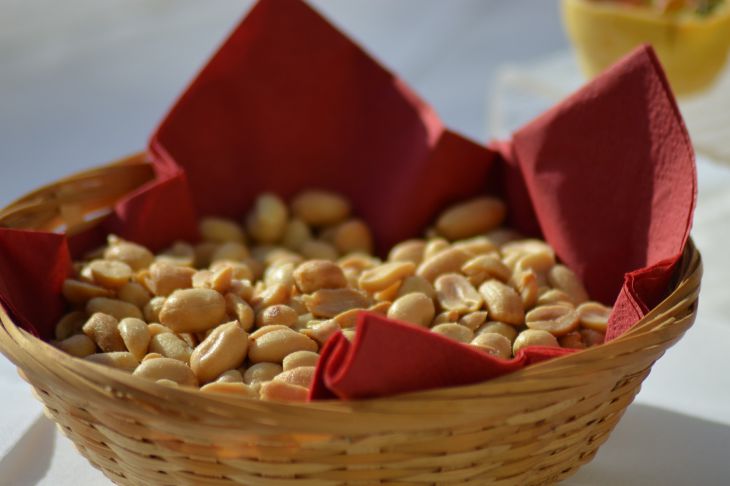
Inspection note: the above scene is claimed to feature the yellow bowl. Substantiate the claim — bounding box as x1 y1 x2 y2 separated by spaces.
561 0 730 96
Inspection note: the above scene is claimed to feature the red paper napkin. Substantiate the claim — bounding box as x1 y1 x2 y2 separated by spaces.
0 0 695 400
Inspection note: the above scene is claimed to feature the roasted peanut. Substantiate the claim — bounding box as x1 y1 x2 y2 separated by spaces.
87 297 143 321
433 309 460 325
157 241 195 267
291 190 350 226
513 270 539 309
423 238 450 260
417 247 471 282
243 362 283 385
159 288 226 333
88 259 132 288
580 328 605 347
274 366 315 388
514 251 555 275
471 333 512 359
373 281 401 302
55 311 87 340
118 282 151 309
387 292 435 327
305 288 369 318
559 331 586 350
358 261 416 293
257 305 298 328
104 239 154 271
147 323 173 336
143 296 166 323
501 239 555 259
225 293 254 331
216 369 244 383
576 301 611 332
282 350 319 371
133 357 198 386
117 317 151 360
299 240 338 261
476 321 518 343
452 236 498 257
341 328 357 341
435 196 506 240
333 308 363 328
142 352 163 362
459 311 488 331
251 283 291 311
82 313 125 352
190 321 249 384
263 262 295 288
149 332 193 363
85 352 139 371
246 193 288 243
293 260 347 293
461 254 511 284
211 260 253 281
248 328 317 363
199 217 245 244
300 319 340 346
146 262 195 296
435 273 483 314
537 288 575 306
200 381 258 397
388 239 426 265
525 304 579 336
62 279 112 304
330 219 373 255
55 334 96 358
211 242 250 263
547 265 589 304
513 329 559 355
478 280 524 325
260 380 308 402
431 323 474 343
282 218 313 250
194 241 220 268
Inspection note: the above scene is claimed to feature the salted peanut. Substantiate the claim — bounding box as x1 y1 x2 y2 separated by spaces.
293 260 347 294
459 311 488 331
435 273 483 314
55 311 87 340
358 261 416 293
435 196 506 240
392 277 433 302
576 301 611 332
513 329 559 355
142 296 165 323
291 190 350 226
133 357 198 386
471 333 512 359
257 304 298 328
190 321 249 384
117 317 151 360
248 328 317 363
243 362 283 385
281 218 313 250
274 366 316 388
476 321 518 343
149 332 193 363
62 279 112 304
374 281 401 302
537 289 575 307
301 319 340 346
244 193 288 243
260 380 308 402
263 262 295 289
432 323 474 343
299 240 338 261
287 296 308 315
387 292 435 327
433 309 460 325
251 283 291 311
452 236 498 257
282 350 319 371
142 352 163 362
159 288 226 333
296 314 317 330
157 241 195 267
194 241 220 268
211 241 249 263
199 217 246 244
338 253 380 272
305 288 369 318
211 260 254 281
200 381 258 397
193 266 234 294
462 254 511 284
192 270 214 289
331 219 373 255
117 282 151 309
501 252 523 271
56 334 96 358
580 328 605 347
104 239 154 271
423 238 450 260
525 304 579 336
249 324 292 339
559 331 586 350
224 293 254 331
502 239 555 258
216 369 244 383
145 262 195 297
156 379 178 387
333 308 363 328
179 333 197 348
478 280 524 325
513 270 539 309
388 239 426 265
88 260 132 289
548 265 589 304
514 251 555 275
484 228 523 247
87 297 143 321
341 328 357 341
82 313 125 352
417 247 471 283
85 352 139 371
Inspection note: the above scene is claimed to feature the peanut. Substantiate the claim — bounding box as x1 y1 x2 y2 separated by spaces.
547 265 589 304
417 247 471 282
332 219 373 255
299 240 338 261
85 352 139 371
211 242 250 263
537 288 575 306
54 311 87 340
190 321 249 384
55 334 96 358
146 262 195 296
199 217 245 244
243 362 283 385
62 279 112 304
300 319 340 346
478 280 524 325
118 282 152 308
459 311 488 331
305 288 369 318
117 317 151 360
82 313 125 352
200 381 258 397
388 239 426 265
461 254 511 284
282 350 319 371
264 261 296 288
159 288 226 333
580 328 605 347
143 296 166 322
157 241 195 267
133 357 198 386
282 218 313 250
293 260 347 293
149 332 193 363
216 369 244 383
435 197 506 240
396 275 436 299
559 331 586 350
88 259 132 288
513 329 559 355
471 333 512 359
104 238 154 271
433 309 460 325
576 301 611 332
476 321 518 343
431 323 474 343
225 293 254 331
358 261 416 293
274 366 315 388
387 292 435 327
248 328 317 363
525 304 579 336
291 190 350 226
257 305 298 328
452 236 498 257
260 380 308 402
87 297 143 321
435 273 483 314
246 193 288 244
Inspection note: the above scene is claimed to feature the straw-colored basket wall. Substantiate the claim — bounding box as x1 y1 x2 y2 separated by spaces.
0 153 702 485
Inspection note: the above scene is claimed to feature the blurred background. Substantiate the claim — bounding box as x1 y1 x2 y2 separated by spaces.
1 1 729 484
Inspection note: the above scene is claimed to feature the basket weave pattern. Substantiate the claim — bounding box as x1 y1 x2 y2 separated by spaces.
0 155 701 485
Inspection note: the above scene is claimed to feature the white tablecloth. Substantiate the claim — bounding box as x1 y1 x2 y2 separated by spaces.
1 1 729 484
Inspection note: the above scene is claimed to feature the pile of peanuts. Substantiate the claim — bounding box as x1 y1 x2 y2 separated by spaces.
53 190 610 401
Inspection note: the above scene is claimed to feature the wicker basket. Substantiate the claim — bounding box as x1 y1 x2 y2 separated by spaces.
0 153 702 485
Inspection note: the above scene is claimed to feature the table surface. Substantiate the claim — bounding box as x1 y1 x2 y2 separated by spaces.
1 1 729 485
